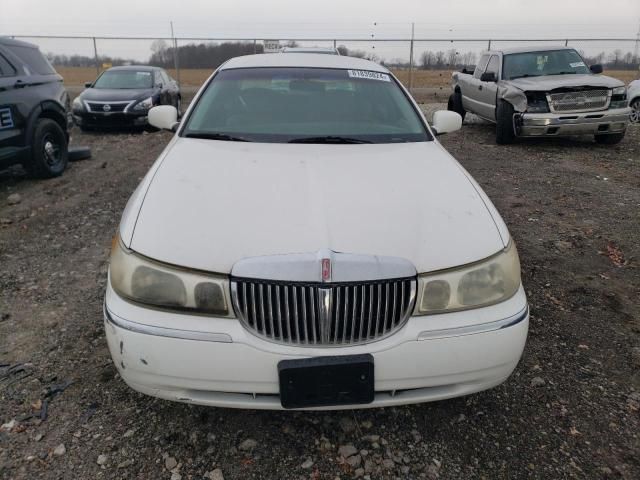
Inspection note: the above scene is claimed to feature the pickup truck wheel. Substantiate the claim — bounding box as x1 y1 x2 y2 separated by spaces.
630 98 640 123
24 118 69 178
447 92 466 121
594 132 625 145
495 100 516 145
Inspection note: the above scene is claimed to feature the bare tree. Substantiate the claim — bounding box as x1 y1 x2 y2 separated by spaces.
608 49 623 68
460 51 477 67
446 49 458 67
420 50 435 69
434 51 446 67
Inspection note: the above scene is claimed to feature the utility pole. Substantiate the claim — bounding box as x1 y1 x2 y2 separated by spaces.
408 22 415 92
92 37 100 76
170 21 181 87
634 18 640 66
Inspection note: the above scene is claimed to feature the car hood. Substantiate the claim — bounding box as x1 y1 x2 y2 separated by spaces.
507 74 623 92
80 87 156 102
127 139 506 274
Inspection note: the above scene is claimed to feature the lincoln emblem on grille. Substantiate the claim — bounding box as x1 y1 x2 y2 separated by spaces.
321 258 331 282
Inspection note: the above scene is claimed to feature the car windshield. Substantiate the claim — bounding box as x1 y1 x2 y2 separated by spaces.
182 67 431 143
93 70 153 89
503 50 591 80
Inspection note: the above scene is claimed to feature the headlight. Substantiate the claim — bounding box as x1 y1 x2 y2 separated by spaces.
525 92 549 113
72 97 84 111
109 235 232 316
133 97 154 111
610 86 627 109
415 241 521 315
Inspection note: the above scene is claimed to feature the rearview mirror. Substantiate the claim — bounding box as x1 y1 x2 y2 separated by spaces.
590 64 603 74
432 110 462 136
84 82 93 88
149 105 179 131
480 72 497 82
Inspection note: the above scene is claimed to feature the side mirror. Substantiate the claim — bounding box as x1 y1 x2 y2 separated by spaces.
432 110 462 136
156 83 163 89
480 72 497 82
462 65 476 74
590 64 603 74
84 82 93 88
149 105 179 131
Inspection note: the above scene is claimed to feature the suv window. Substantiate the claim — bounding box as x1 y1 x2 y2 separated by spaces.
7 45 56 75
0 53 17 77
474 55 490 79
485 55 500 77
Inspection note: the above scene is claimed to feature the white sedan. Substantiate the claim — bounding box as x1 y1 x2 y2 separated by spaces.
104 53 528 410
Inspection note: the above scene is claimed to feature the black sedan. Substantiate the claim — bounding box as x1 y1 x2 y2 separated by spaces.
72 66 181 130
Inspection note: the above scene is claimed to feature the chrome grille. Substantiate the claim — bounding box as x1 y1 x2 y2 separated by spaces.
231 277 416 346
547 89 610 113
86 101 130 113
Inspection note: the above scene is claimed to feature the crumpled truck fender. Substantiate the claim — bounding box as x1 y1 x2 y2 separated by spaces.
497 82 527 112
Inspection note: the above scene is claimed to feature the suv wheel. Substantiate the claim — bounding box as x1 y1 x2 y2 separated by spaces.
594 132 625 145
447 91 466 121
24 118 69 178
496 100 516 145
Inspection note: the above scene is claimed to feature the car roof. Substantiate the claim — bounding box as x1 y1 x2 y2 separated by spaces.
281 47 338 54
106 65 160 71
220 53 388 72
0 36 39 49
488 46 575 55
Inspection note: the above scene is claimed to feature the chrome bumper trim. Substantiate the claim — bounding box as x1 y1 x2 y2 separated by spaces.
104 303 233 343
417 305 528 341
518 108 629 137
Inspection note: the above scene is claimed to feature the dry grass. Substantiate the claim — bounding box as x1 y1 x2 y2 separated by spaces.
56 66 639 90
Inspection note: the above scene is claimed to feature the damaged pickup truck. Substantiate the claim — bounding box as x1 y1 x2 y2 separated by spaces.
449 46 630 144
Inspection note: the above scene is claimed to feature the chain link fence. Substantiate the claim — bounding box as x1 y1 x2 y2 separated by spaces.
8 35 640 102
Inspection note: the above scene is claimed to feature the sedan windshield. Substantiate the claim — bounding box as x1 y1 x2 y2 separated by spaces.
503 50 591 80
93 70 153 89
183 67 431 143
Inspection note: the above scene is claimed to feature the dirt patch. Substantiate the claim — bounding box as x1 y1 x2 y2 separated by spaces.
1 117 639 479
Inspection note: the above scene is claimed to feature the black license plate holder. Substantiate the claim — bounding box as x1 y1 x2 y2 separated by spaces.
278 354 374 409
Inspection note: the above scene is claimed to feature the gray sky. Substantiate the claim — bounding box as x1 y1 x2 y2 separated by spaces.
1 0 639 62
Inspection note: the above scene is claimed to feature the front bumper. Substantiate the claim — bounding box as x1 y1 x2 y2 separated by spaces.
104 283 528 410
73 111 149 128
517 107 630 137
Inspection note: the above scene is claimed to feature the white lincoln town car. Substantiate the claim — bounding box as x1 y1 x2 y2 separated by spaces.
104 53 528 410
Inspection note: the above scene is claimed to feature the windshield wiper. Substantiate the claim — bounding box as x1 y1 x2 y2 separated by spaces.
184 132 251 142
288 136 372 144
509 74 541 80
546 71 577 76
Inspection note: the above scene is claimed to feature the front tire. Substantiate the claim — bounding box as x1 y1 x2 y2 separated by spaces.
630 98 640 124
594 132 625 145
24 118 69 178
447 91 466 121
176 96 182 118
496 100 516 145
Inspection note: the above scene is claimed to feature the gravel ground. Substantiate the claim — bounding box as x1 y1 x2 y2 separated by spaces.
1 109 639 480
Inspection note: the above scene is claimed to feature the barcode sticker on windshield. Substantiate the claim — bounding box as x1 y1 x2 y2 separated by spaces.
569 62 586 68
347 70 391 82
